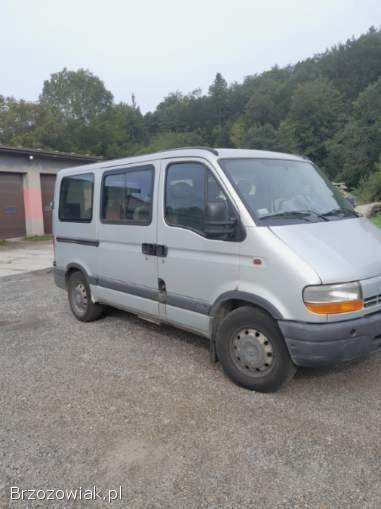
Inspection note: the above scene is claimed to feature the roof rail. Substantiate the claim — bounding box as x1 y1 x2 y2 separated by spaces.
163 146 219 156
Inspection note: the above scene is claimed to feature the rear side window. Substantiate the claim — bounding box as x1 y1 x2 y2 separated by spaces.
59 173 94 222
101 166 154 225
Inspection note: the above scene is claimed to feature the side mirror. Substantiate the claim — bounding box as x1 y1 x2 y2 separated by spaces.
205 201 237 240
205 201 229 222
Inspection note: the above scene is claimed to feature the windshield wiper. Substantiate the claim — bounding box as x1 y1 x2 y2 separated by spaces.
322 208 359 218
258 211 313 222
259 209 328 222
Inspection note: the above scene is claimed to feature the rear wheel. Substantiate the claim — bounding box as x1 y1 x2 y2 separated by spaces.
68 271 104 322
216 306 296 392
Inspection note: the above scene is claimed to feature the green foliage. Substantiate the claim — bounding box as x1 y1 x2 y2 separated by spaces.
326 77 381 186
284 78 345 163
0 96 65 149
356 159 381 204
229 119 246 147
40 68 113 123
137 131 204 154
243 66 294 127
1 28 380 192
87 103 147 158
372 214 381 228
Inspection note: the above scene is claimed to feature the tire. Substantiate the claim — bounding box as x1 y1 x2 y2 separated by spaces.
68 271 104 322
216 306 296 393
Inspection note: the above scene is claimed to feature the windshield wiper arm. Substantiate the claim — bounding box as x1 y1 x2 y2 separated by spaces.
259 209 329 222
322 208 359 218
258 211 313 222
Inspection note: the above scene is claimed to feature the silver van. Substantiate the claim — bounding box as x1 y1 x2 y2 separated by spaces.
53 147 381 392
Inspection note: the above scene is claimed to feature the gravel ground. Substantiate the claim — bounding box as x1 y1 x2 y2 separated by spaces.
0 270 380 508
0 241 52 277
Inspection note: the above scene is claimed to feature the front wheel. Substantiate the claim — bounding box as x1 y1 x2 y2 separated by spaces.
68 271 104 322
216 306 296 393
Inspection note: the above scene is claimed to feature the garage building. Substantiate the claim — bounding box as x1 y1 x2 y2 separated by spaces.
0 145 98 239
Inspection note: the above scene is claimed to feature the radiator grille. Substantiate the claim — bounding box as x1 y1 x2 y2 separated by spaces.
364 294 381 308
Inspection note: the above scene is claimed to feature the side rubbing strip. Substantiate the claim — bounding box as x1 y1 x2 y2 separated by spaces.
95 277 210 315
97 278 159 302
56 237 99 247
166 293 210 315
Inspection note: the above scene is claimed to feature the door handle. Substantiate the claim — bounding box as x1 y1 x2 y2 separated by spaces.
142 243 156 256
141 243 167 257
156 245 167 257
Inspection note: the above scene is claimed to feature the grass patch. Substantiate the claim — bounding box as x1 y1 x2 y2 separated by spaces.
371 214 381 228
0 240 7 246
25 234 52 241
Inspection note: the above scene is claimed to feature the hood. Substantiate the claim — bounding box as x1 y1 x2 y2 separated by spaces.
270 217 381 283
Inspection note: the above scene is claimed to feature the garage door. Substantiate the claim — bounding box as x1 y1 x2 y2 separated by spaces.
40 174 56 234
0 173 26 239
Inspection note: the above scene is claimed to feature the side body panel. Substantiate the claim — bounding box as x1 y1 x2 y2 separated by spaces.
238 226 323 323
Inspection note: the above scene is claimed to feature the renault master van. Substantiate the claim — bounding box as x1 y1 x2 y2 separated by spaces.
53 148 381 392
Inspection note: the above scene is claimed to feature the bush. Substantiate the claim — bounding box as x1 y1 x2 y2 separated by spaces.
357 159 381 204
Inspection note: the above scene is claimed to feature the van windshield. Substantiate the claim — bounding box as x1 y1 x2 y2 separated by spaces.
219 158 356 225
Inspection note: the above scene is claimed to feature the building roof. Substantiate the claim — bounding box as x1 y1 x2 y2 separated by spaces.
0 144 100 162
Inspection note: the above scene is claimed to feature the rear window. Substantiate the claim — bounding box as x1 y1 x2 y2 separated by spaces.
59 173 94 222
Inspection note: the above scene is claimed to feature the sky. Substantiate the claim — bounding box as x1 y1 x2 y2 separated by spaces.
0 0 380 113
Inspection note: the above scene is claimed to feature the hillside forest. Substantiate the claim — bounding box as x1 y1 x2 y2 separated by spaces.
1 27 381 201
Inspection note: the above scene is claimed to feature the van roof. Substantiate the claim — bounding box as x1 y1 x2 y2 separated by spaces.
57 147 306 175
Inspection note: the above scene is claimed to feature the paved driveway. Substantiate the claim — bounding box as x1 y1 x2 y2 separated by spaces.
0 271 380 508
0 240 53 277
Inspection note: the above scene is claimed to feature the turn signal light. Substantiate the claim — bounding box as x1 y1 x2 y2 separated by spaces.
305 300 363 314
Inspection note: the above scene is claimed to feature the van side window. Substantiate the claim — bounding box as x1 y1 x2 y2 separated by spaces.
59 173 94 222
165 162 234 237
101 166 154 224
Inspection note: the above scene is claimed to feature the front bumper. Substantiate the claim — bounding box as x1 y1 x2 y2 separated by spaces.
279 311 381 367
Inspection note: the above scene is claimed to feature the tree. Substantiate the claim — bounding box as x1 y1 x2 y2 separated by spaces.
357 158 381 203
326 77 381 186
244 123 287 151
319 27 381 100
0 95 65 149
1 28 381 188
283 78 345 165
137 131 204 154
229 118 246 147
208 73 230 126
89 103 147 158
243 66 294 127
40 68 113 124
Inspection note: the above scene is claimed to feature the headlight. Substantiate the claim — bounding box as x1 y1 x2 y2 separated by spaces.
303 282 363 314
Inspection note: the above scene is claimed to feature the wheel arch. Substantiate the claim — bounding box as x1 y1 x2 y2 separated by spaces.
209 291 283 338
65 263 97 287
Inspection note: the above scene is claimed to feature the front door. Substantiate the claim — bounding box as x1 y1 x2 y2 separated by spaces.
97 162 159 317
156 158 240 336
